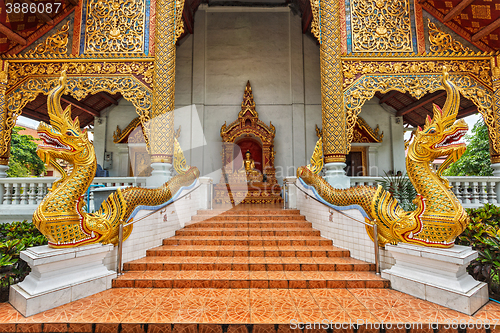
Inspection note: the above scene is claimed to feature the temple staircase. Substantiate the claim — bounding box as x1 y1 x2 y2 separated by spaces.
114 207 388 290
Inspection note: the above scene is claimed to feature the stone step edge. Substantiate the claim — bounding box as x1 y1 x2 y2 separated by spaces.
162 240 334 246
112 278 389 289
146 250 351 258
123 263 375 271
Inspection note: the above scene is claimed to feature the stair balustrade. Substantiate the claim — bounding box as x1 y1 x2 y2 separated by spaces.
0 177 147 223
350 176 500 208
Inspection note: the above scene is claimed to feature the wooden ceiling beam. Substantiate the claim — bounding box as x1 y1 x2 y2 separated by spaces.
396 91 447 117
403 117 419 127
378 91 398 105
61 95 100 117
457 105 478 118
0 23 27 45
98 92 118 105
443 0 476 22
67 0 78 4
472 17 500 42
19 0 54 25
21 108 50 123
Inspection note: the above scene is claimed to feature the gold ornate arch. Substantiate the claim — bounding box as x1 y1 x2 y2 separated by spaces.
0 59 153 157
342 57 496 153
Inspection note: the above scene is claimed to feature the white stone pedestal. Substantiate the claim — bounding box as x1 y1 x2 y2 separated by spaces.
0 164 8 178
382 243 488 315
323 162 350 189
284 177 297 209
146 162 173 187
10 243 116 317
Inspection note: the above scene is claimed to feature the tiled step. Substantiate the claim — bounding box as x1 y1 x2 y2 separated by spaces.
146 245 350 258
175 229 321 237
123 256 374 271
196 209 302 216
184 222 313 228
189 215 307 222
116 206 390 296
113 270 389 289
162 237 333 246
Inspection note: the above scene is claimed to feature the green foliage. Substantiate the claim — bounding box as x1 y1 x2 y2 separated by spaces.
444 119 493 177
456 203 500 295
7 127 45 178
0 221 47 302
377 171 417 211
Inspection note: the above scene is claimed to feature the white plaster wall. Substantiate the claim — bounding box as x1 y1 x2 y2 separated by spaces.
358 98 406 176
93 99 139 177
175 7 322 184
294 178 395 270
103 179 210 271
94 7 404 182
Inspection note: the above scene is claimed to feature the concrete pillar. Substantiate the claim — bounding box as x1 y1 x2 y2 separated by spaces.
116 144 130 177
367 146 380 177
318 0 349 189
147 0 183 187
93 116 107 168
0 60 10 177
391 116 406 174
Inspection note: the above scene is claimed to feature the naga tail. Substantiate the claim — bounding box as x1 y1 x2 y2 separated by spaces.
85 167 200 245
297 166 423 246
297 166 377 216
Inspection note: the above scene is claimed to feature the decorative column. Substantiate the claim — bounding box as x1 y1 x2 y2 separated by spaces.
311 0 349 188
491 56 500 177
146 0 185 186
0 61 10 178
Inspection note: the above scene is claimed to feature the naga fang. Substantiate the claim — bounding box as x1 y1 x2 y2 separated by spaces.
298 71 469 248
33 71 199 248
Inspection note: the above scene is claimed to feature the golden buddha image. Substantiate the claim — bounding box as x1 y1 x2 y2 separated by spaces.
238 150 263 182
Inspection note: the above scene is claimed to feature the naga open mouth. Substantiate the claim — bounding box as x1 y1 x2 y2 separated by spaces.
38 131 73 151
404 232 454 247
433 129 467 149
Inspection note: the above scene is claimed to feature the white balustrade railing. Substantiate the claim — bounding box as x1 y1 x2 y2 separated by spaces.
0 177 147 222
350 176 500 208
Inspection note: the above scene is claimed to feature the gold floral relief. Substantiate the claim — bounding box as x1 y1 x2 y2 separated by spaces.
7 61 154 89
26 22 70 56
2 76 152 157
342 59 492 89
84 0 146 54
350 0 413 52
309 0 321 43
344 73 494 152
427 20 471 54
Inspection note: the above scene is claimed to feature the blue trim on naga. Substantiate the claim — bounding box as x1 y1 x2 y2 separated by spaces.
125 179 198 222
298 178 370 219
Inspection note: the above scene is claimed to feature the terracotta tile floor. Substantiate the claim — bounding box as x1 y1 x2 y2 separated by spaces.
2 205 500 332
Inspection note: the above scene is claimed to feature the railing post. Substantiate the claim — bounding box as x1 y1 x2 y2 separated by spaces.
209 180 213 210
283 183 287 210
29 182 37 205
373 223 380 275
0 182 4 205
117 223 124 275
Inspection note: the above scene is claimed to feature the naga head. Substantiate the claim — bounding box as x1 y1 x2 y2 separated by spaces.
37 71 93 165
408 70 468 163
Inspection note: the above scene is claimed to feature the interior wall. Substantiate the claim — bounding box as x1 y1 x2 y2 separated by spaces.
358 98 406 176
174 6 322 185
95 6 403 180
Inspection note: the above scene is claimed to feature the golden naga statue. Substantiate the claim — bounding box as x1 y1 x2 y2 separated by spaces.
298 71 469 248
33 72 199 248
238 150 263 182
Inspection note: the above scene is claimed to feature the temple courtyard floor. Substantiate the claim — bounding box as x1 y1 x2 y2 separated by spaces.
1 205 500 332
